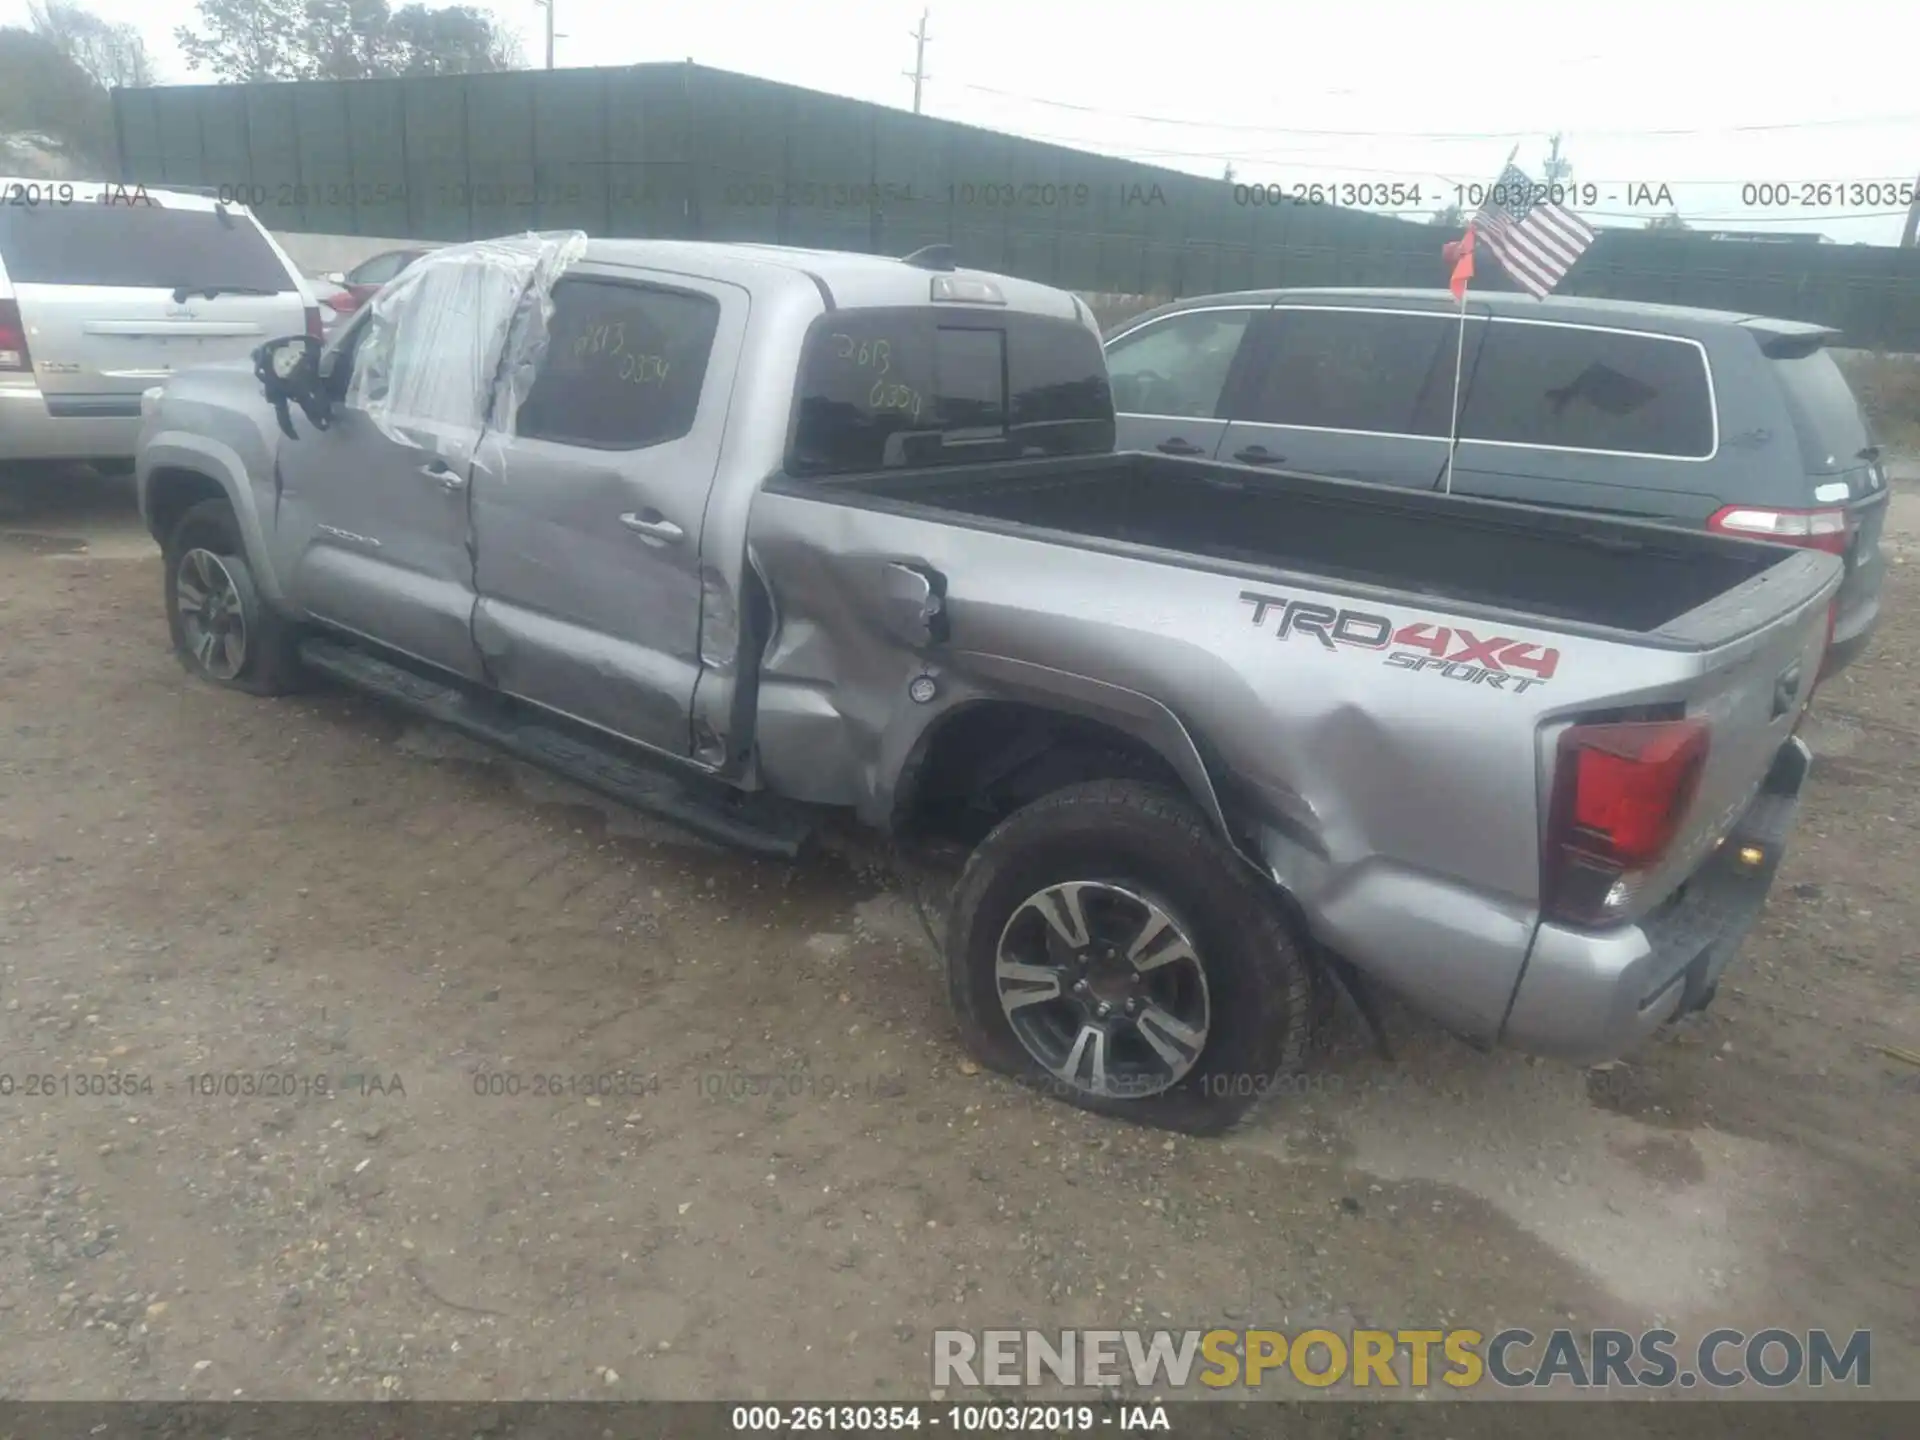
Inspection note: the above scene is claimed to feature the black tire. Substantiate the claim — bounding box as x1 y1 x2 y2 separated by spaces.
162 497 303 696
946 779 1318 1136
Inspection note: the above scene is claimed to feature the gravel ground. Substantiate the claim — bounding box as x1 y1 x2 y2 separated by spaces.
0 468 1914 1402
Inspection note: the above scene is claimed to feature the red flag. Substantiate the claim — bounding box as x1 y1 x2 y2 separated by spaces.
1442 223 1476 302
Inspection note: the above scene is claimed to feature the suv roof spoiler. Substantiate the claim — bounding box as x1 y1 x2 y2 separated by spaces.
1742 318 1842 359
901 244 957 272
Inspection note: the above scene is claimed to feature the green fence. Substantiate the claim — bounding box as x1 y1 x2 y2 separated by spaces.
112 64 1920 350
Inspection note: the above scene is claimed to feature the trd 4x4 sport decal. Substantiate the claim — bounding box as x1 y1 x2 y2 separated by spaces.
1239 590 1560 693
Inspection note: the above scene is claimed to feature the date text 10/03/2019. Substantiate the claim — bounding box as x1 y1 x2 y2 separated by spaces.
729 1405 1170 1432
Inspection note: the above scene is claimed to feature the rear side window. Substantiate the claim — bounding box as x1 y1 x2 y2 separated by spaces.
0 203 293 292
515 278 720 450
1769 348 1875 474
790 307 1114 475
1105 308 1254 418
1227 308 1458 437
1461 322 1714 458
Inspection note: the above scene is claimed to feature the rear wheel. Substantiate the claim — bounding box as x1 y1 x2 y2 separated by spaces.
946 780 1317 1135
162 498 302 695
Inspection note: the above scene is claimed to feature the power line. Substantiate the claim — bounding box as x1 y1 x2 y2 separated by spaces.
953 81 1920 140
1000 128 1920 190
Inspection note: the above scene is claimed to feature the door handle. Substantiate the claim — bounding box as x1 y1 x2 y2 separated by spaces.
1155 438 1207 457
1231 445 1285 466
418 460 466 491
620 511 685 545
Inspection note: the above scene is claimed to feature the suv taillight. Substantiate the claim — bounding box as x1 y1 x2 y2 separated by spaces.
305 305 324 342
1543 718 1711 927
1708 504 1850 556
0 299 32 372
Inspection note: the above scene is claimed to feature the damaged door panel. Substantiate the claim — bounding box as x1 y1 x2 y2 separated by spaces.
269 235 582 682
469 269 747 758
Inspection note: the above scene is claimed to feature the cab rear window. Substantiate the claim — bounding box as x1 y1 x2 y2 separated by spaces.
0 203 293 292
789 307 1114 476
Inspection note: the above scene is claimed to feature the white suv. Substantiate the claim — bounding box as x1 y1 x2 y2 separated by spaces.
0 178 318 469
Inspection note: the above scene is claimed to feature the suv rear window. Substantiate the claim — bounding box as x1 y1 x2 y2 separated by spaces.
789 307 1114 476
0 203 293 292
1460 321 1714 458
1768 347 1876 474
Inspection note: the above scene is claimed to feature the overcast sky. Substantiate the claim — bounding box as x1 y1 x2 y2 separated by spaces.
6 0 1916 243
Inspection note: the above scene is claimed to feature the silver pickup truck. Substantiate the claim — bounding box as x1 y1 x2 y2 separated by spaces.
135 233 1841 1134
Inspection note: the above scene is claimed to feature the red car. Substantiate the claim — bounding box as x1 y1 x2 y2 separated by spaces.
313 247 432 325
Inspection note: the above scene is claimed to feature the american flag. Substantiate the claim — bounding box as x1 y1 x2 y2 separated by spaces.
1473 164 1595 298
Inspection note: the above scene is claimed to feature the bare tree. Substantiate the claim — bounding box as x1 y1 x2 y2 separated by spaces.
29 0 153 89
177 0 523 81
177 0 308 81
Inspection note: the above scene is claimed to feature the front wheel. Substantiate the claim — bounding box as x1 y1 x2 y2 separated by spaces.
162 498 302 695
946 780 1317 1135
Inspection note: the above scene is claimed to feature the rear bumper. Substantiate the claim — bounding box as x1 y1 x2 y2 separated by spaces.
0 385 143 463
1499 735 1811 1065
1820 591 1879 679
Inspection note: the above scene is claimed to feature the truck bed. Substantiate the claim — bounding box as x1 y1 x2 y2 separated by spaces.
814 452 1790 635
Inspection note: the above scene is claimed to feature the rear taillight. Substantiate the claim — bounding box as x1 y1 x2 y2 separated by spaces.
1543 718 1711 927
323 292 357 314
305 305 324 341
1708 504 1850 556
0 298 32 372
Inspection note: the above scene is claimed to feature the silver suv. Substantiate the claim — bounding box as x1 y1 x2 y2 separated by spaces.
0 178 317 469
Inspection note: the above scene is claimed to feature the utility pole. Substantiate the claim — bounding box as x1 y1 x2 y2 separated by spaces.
1542 133 1572 186
534 0 556 69
905 9 931 115
1901 166 1920 247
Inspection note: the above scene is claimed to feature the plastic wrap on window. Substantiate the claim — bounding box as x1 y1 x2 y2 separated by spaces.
345 230 587 449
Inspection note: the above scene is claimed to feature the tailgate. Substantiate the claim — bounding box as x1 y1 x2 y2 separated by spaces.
1633 553 1839 910
0 199 303 400
13 284 298 400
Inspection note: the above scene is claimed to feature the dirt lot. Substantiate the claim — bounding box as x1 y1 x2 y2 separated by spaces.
0 468 1915 1403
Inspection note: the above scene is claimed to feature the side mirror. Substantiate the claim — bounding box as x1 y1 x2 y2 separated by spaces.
253 335 333 441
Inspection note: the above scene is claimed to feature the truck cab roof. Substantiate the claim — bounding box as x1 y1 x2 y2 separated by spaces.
571 237 1089 323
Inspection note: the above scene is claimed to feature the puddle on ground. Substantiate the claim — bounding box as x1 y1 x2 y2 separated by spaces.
1230 1036 1801 1319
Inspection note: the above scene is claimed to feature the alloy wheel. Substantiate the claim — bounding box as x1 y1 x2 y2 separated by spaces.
994 880 1212 1100
175 548 249 682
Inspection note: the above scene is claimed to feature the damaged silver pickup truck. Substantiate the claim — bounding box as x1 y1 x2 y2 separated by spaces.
136 232 1841 1134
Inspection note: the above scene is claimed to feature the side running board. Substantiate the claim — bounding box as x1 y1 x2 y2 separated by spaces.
298 637 814 859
